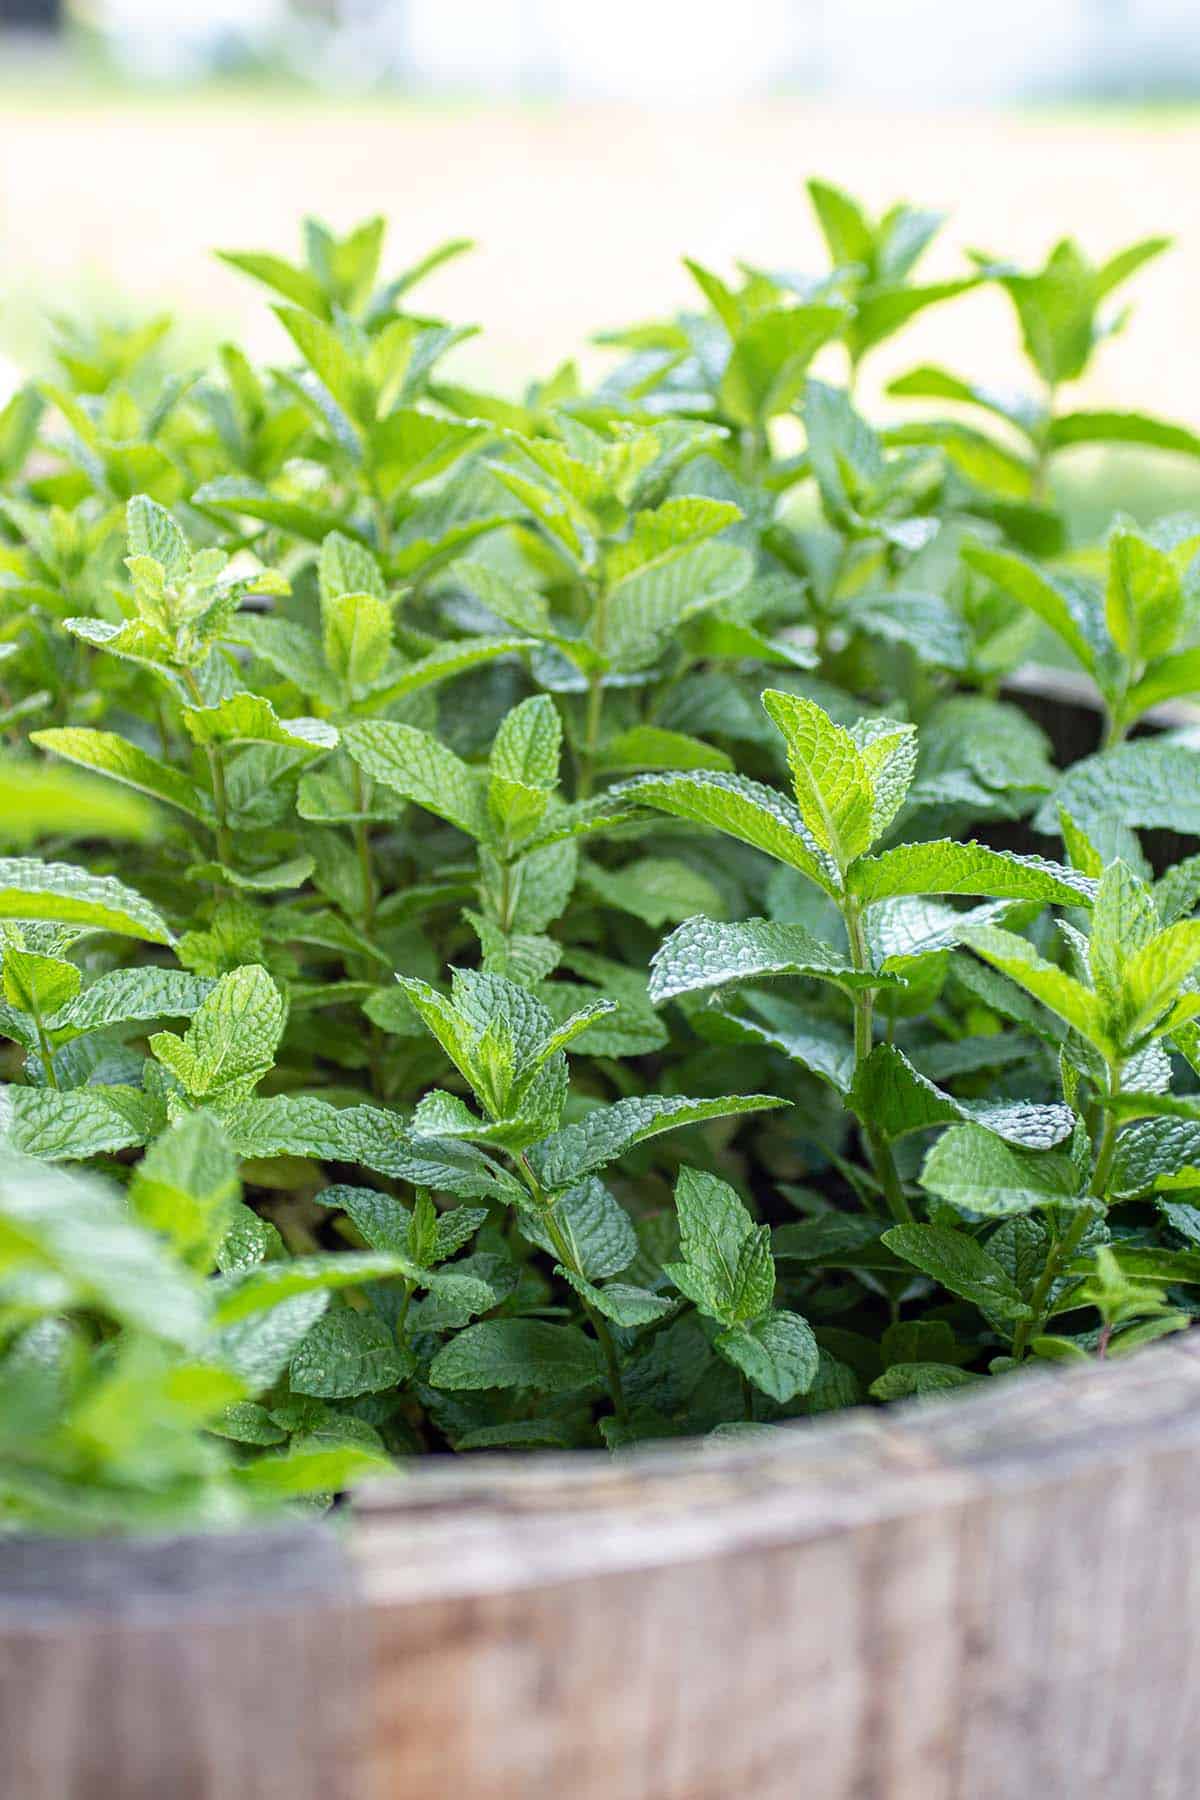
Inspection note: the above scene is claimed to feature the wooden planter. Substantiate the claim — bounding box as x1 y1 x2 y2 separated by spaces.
6 673 1200 1797
3 1337 1200 1799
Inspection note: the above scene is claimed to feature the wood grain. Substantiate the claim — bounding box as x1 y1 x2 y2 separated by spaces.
353 1334 1200 1799
3 1339 1200 1798
0 1527 364 1800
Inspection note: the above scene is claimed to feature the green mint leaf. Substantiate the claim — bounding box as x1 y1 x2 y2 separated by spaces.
289 1306 412 1398
851 1044 1074 1149
530 1092 783 1191
881 1224 1032 1319
619 770 839 893
31 729 210 820
428 1319 605 1394
920 1122 1082 1217
649 915 892 1005
129 1112 240 1270
851 841 1095 908
715 1311 819 1403
0 857 172 943
150 964 285 1102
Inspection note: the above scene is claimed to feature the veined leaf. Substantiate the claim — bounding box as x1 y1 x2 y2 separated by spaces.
0 858 172 944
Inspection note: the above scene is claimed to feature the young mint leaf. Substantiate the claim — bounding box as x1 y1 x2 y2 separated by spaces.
881 1224 1033 1319
715 1312 819 1403
649 915 894 1005
530 1092 784 1191
0 858 172 943
920 1123 1082 1217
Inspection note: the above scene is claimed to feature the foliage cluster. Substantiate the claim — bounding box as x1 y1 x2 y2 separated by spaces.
4 187 1200 1531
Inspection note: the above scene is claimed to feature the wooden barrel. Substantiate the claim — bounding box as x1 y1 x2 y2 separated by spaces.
4 1333 1200 1799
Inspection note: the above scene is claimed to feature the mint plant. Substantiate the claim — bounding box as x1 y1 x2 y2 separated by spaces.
4 187 1200 1531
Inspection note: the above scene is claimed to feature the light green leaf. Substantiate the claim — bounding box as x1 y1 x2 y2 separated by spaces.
128 1112 240 1269
920 1122 1081 1217
0 858 173 944
531 1092 784 1191
428 1319 605 1393
851 841 1095 909
149 964 285 1102
851 1045 1074 1151
182 693 337 755
31 729 209 820
620 769 839 894
760 689 874 868
961 924 1107 1047
962 540 1106 675
648 916 888 1004
289 1307 411 1398
343 721 489 840
715 1311 818 1402
881 1224 1032 1319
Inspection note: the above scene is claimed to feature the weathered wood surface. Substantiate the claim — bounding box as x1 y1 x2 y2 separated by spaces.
0 1527 364 1800
3 1338 1200 1798
353 1333 1200 1799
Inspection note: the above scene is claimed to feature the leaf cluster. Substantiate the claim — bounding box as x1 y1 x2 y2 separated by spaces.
2 190 1200 1531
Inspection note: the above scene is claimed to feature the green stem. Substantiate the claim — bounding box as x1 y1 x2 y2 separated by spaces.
182 668 234 868
1013 1068 1118 1359
352 764 376 941
844 897 912 1223
1102 707 1128 753
578 578 608 801
35 1022 59 1091
1012 1203 1095 1361
517 1152 628 1424
1030 383 1058 507
396 1279 415 1347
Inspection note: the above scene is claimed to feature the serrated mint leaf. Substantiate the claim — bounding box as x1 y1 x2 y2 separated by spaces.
962 541 1107 675
182 693 337 756
649 915 891 1005
530 1092 783 1190
31 728 210 820
1111 1118 1200 1197
961 925 1107 1048
668 1166 755 1310
760 688 875 868
519 1177 638 1280
869 1362 981 1400
318 528 385 602
0 857 172 943
343 720 489 840
851 1044 1074 1149
428 1319 605 1393
2 948 80 1019
225 1095 499 1196
851 841 1095 908
1034 741 1200 840
920 1122 1082 1217
210 1251 416 1326
289 1306 411 1398
1 1087 153 1161
149 964 285 1102
715 1311 819 1402
48 968 213 1039
0 1149 206 1345
129 1112 240 1269
881 1224 1032 1318
557 1268 674 1326
618 770 839 893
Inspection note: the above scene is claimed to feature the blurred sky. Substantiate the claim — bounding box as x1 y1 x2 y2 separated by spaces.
2 0 1199 424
